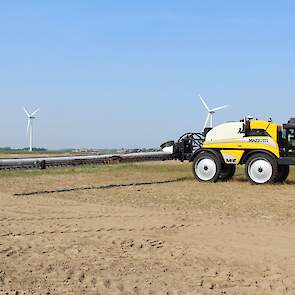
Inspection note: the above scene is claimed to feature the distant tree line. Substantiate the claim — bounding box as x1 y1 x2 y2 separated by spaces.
0 147 48 152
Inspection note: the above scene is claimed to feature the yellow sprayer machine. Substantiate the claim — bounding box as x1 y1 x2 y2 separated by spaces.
161 117 295 185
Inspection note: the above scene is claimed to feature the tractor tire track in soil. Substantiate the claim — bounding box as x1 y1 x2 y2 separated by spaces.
0 224 188 238
13 177 189 197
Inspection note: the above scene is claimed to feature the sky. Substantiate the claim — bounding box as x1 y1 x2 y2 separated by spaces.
0 1 295 149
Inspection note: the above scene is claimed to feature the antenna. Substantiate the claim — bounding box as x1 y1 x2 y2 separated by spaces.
24 107 40 152
198 95 228 130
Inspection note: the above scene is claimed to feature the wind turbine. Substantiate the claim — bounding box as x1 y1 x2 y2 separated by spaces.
24 108 40 152
198 95 229 130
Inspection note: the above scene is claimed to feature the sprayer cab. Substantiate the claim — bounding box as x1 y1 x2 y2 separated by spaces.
280 118 295 157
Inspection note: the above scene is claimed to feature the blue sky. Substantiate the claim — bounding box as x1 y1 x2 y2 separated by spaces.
0 1 295 149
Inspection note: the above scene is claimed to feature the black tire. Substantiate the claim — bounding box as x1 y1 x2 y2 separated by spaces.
219 164 236 181
192 152 222 183
276 165 290 183
245 153 278 185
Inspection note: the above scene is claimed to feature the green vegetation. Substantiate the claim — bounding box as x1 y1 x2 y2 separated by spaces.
0 161 294 185
0 162 190 178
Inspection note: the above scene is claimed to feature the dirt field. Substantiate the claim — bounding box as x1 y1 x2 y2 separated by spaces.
1 162 295 294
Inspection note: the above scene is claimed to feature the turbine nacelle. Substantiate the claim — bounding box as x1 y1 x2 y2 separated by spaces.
198 95 229 130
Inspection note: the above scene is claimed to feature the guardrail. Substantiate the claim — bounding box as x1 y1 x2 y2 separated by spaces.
0 152 173 170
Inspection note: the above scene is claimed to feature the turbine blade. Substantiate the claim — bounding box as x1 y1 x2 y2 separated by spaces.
30 108 40 117
203 114 210 130
211 105 229 112
23 107 30 117
198 95 210 111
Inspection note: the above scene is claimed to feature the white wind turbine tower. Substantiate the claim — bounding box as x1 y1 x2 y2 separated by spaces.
24 108 40 152
198 95 229 130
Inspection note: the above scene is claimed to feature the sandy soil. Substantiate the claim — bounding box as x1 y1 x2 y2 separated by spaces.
1 163 295 294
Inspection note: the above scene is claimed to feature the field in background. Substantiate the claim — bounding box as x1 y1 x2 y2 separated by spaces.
0 150 77 159
1 162 295 294
0 149 119 159
0 148 152 159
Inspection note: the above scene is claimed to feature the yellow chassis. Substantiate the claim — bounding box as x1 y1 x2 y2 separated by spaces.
202 120 280 164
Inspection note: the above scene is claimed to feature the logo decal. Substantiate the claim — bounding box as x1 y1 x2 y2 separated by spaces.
223 154 237 164
248 138 269 144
